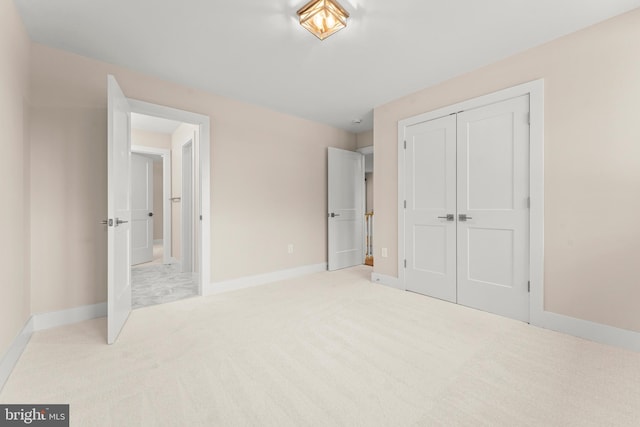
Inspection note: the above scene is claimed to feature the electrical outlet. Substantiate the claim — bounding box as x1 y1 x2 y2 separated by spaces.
288 244 294 254
381 248 388 258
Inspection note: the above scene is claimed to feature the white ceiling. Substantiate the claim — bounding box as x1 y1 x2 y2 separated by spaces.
15 0 640 131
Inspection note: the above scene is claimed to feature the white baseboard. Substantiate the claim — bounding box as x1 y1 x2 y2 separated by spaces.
371 272 404 290
205 263 327 295
0 317 34 392
370 272 640 352
536 310 640 353
1 302 107 391
32 302 107 331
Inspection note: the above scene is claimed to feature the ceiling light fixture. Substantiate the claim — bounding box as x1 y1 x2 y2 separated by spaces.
297 0 350 41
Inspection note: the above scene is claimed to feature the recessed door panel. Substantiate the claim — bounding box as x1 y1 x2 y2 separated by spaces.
466 227 514 287
413 225 447 275
466 113 515 211
413 129 447 211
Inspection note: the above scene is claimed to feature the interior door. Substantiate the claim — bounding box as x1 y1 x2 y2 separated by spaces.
456 95 530 321
131 153 154 265
328 147 364 271
107 75 132 344
404 115 457 302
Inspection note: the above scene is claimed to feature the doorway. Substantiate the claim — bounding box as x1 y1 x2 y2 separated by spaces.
398 80 544 324
358 145 374 266
129 112 205 309
106 75 211 343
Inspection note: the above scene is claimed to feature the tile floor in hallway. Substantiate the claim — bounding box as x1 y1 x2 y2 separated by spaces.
131 243 199 309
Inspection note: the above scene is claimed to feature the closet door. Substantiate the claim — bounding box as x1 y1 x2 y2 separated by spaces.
456 95 530 321
404 115 457 302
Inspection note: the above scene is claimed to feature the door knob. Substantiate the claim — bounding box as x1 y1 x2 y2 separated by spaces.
329 213 341 218
437 214 455 221
148 212 153 217
115 218 128 226
458 214 473 221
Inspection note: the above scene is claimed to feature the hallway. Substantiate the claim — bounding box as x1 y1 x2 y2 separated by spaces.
131 244 198 309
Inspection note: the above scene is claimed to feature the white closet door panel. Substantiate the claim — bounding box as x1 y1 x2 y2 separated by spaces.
457 95 530 322
405 115 457 302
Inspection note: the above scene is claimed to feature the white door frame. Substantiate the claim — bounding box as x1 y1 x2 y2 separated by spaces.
128 99 211 296
131 145 172 265
398 79 544 326
181 138 194 273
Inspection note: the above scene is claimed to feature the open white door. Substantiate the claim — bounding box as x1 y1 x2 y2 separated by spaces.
131 153 154 265
328 147 364 271
107 75 132 344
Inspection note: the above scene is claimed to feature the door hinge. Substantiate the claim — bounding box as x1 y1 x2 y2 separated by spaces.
527 197 530 208
404 140 407 149
528 281 530 292
404 259 407 268
404 200 407 209
527 113 531 125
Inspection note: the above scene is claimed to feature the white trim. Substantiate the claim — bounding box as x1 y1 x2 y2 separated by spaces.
0 317 34 392
537 311 640 353
32 303 107 331
131 145 172 264
356 145 373 155
204 263 327 295
181 137 195 274
397 79 544 324
371 272 403 290
128 99 211 295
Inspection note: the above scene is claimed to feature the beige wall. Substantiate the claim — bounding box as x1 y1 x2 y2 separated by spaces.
374 9 640 332
356 130 373 149
0 1 30 355
131 128 171 150
28 43 356 313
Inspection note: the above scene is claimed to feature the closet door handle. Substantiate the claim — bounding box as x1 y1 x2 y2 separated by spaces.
437 214 455 221
458 214 473 222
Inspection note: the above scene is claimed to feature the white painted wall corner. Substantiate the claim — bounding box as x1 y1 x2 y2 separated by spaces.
0 302 106 392
0 317 34 392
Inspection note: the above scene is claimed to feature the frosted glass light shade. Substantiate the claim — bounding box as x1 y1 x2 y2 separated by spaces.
297 0 350 40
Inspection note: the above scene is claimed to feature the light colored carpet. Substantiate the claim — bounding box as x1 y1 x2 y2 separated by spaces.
1 266 639 426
